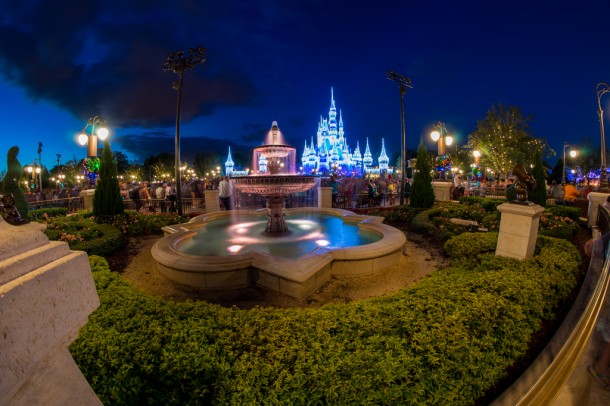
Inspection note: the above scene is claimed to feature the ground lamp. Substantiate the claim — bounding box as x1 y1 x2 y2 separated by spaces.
386 69 413 206
562 142 577 185
597 82 610 190
163 46 206 216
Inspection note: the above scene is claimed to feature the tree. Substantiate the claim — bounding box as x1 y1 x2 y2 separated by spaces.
409 143 435 209
466 103 551 179
1 146 29 218
530 149 547 206
113 151 131 175
93 140 124 218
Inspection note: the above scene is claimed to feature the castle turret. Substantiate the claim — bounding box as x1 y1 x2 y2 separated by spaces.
225 146 235 176
378 138 389 172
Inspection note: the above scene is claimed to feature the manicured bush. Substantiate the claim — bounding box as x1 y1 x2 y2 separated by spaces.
459 196 506 213
110 211 188 235
444 231 499 258
545 205 581 222
71 234 580 405
28 207 69 220
93 140 124 218
1 146 29 218
409 143 435 209
44 217 123 256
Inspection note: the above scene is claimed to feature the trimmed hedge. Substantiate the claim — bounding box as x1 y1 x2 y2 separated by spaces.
28 207 69 220
44 217 123 256
71 233 580 405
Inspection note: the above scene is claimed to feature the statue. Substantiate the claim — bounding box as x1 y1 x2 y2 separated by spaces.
0 193 25 225
512 163 537 203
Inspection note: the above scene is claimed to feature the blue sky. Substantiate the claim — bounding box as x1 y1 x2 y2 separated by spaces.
1 0 610 174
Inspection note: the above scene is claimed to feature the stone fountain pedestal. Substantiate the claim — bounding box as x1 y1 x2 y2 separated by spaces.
0 217 101 405
495 202 544 260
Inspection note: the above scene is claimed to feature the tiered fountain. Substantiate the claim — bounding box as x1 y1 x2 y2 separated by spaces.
232 121 316 234
152 121 406 300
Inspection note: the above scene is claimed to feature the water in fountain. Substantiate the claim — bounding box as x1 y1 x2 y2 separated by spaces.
232 121 316 234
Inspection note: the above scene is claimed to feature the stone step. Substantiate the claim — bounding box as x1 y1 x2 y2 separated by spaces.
0 241 71 286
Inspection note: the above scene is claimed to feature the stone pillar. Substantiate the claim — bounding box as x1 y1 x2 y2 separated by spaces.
495 202 545 260
318 186 332 208
587 191 610 228
431 181 452 202
79 188 95 211
204 189 220 213
0 217 101 405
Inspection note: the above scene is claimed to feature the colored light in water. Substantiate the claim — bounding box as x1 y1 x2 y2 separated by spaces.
316 240 330 247
227 245 243 253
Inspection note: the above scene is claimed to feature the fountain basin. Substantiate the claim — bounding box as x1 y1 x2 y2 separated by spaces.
151 208 406 300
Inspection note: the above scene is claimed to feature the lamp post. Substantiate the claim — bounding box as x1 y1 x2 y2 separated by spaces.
25 163 41 192
387 69 413 206
163 46 206 216
597 82 610 190
77 116 108 158
562 142 577 185
430 122 453 156
77 116 109 187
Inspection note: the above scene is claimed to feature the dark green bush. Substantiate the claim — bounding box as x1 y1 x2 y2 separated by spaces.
444 232 498 258
545 205 581 222
72 234 580 405
28 207 69 220
409 143 435 209
110 211 188 235
459 196 506 212
1 146 29 217
44 217 123 256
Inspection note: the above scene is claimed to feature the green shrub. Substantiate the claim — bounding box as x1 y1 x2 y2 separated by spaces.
1 146 29 218
44 217 123 256
444 232 498 258
110 211 188 235
71 235 580 405
29 207 69 220
92 140 124 218
459 196 506 213
545 205 581 222
409 143 435 209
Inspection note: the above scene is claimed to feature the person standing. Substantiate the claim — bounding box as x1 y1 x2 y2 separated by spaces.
218 176 231 211
156 183 167 212
329 175 339 208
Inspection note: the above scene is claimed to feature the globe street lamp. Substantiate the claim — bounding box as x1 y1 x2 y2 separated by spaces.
77 116 108 158
597 82 610 190
163 46 206 216
562 142 577 185
25 163 41 192
387 69 413 206
430 122 453 156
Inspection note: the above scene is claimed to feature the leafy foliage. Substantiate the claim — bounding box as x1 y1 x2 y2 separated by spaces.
466 104 551 179
409 143 435 209
1 146 29 218
93 140 124 218
43 216 123 256
71 234 580 405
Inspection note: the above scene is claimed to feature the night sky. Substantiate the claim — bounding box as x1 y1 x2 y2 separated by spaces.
1 0 609 174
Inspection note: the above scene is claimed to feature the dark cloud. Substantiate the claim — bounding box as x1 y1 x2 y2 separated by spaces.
0 0 257 128
112 130 251 164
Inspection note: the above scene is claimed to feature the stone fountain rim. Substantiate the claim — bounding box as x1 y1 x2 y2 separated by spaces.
152 207 406 281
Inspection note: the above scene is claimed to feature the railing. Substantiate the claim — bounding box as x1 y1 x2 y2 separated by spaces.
26 197 205 216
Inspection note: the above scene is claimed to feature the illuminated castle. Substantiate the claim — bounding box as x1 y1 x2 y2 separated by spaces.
300 88 392 176
225 88 392 176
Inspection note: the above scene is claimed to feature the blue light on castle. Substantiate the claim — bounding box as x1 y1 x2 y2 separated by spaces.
301 88 392 176
226 88 392 177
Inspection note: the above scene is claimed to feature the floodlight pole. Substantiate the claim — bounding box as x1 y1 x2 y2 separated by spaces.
163 46 206 216
597 82 610 191
387 70 413 206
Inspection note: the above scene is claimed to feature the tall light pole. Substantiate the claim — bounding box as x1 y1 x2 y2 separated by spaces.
562 142 577 185
163 46 206 216
387 70 413 206
597 82 610 190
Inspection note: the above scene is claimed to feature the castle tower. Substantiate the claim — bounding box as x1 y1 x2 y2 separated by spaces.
363 138 373 170
225 146 235 176
378 138 389 172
